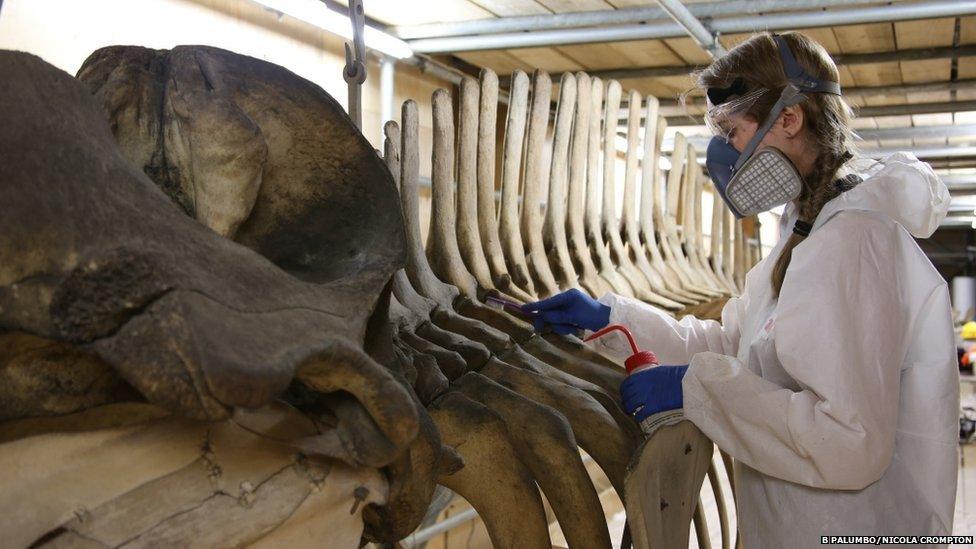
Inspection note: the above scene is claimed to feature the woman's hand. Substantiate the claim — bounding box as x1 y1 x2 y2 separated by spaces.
620 365 689 422
522 288 611 335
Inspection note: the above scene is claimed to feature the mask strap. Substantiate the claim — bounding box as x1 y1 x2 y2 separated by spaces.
733 84 802 170
774 34 842 96
733 37 843 171
792 220 812 237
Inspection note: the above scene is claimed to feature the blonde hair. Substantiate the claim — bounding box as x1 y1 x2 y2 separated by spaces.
696 32 855 296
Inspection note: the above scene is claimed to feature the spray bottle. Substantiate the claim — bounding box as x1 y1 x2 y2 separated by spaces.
585 324 684 434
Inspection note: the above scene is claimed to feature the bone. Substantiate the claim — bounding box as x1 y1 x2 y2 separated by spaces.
427 89 480 300
586 78 635 296
361 389 462 543
678 145 724 296
455 77 498 294
698 176 734 294
647 118 702 302
542 72 582 292
294 341 419 468
707 457 733 549
392 96 631 428
6 50 417 471
498 71 537 297
707 181 735 294
683 148 726 294
454 372 612 548
624 421 714 549
659 134 715 299
626 95 694 306
478 359 636 497
476 70 535 302
428 392 552 549
566 73 614 297
520 70 561 297
609 89 683 310
399 100 461 306
391 81 628 398
640 116 698 303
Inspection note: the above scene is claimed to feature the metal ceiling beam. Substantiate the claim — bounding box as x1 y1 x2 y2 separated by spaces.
579 44 976 84
661 125 976 152
652 78 976 111
407 1 976 53
663 99 976 125
391 0 888 39
654 0 726 58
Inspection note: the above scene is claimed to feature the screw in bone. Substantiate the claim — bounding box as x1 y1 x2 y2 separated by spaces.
349 486 370 515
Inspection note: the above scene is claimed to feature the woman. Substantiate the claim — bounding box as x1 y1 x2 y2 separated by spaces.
525 32 958 547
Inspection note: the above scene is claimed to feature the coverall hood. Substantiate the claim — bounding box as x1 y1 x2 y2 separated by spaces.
811 152 950 238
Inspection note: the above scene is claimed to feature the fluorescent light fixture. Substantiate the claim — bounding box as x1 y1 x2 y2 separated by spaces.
252 0 414 59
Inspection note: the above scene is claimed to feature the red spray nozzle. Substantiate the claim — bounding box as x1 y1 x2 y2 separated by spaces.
584 324 658 374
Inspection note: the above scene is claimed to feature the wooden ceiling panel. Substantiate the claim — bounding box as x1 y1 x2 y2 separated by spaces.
894 17 956 49
607 39 685 67
797 27 842 54
906 91 952 104
847 61 902 87
559 39 684 71
511 47 584 72
872 115 914 129
956 88 976 102
556 43 625 70
833 22 895 54
470 0 551 16
663 37 712 65
342 0 493 26
455 50 533 74
959 15 976 44
619 77 683 101
838 66 858 89
900 59 951 84
958 58 976 80
861 93 907 107
912 112 954 127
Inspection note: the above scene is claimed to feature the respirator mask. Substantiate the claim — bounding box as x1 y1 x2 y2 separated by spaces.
704 35 842 219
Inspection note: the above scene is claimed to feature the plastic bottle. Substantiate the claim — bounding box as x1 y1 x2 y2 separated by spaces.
585 324 682 434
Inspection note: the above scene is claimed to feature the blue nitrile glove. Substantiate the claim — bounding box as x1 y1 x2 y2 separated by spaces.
522 288 611 335
620 365 689 423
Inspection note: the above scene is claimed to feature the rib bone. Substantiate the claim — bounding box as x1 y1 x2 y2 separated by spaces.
585 78 634 296
497 71 536 297
608 88 682 310
542 72 582 292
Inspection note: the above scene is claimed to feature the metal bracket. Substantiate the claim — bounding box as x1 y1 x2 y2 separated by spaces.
343 0 367 130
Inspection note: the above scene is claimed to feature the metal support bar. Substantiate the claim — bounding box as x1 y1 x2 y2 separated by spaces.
663 125 976 151
575 44 976 86
391 0 888 39
651 78 976 111
664 99 976 125
407 1 976 53
654 0 726 58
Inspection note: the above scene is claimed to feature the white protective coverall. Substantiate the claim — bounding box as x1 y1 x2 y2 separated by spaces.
593 153 958 547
